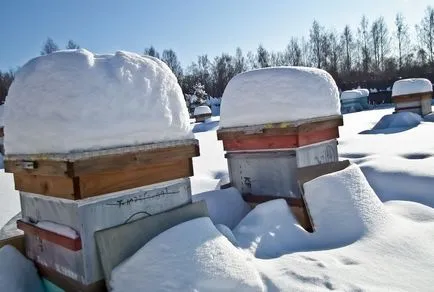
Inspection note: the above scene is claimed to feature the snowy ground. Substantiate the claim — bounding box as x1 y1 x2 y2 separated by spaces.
2 107 434 291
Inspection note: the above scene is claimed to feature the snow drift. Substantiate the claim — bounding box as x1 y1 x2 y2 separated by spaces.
4 49 192 154
357 88 370 97
110 217 264 292
392 78 432 96
219 67 340 128
371 112 422 131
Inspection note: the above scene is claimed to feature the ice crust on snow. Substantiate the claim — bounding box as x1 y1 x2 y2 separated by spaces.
0 245 44 292
392 78 433 96
341 89 363 100
35 220 79 239
4 49 192 154
219 67 340 128
371 112 422 130
194 105 212 116
110 217 264 292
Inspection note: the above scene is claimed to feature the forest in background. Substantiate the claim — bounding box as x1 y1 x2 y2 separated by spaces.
1 6 433 103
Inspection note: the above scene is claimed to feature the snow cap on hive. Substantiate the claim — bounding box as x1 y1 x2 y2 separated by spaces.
341 90 364 100
194 105 212 116
392 78 433 97
219 67 340 128
4 49 193 154
357 89 370 97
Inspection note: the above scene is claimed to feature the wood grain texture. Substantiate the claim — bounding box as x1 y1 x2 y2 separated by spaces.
5 143 199 178
13 173 76 199
5 160 70 177
297 127 340 146
222 134 298 151
17 220 82 251
78 158 193 198
392 91 432 103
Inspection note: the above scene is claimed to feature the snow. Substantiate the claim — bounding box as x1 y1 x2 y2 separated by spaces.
0 245 44 292
219 67 340 128
0 105 4 127
35 220 79 239
194 105 212 116
357 88 370 96
392 78 433 96
4 49 193 154
340 89 363 100
371 111 422 131
193 187 251 229
110 217 264 292
0 170 20 229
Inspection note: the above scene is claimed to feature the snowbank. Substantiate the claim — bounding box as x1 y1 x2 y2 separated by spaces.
194 105 212 116
219 67 340 128
4 49 192 154
110 217 264 292
341 90 363 100
0 245 44 292
371 112 422 130
193 187 251 229
357 88 369 97
392 78 432 96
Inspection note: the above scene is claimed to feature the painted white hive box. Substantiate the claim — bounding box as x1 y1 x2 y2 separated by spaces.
20 178 191 284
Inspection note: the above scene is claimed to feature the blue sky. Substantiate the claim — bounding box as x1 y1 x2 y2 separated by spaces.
0 0 432 71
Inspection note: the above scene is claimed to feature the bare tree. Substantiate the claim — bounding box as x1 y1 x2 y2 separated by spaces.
41 37 59 55
359 15 371 72
416 6 434 64
212 54 236 96
143 46 160 59
257 45 270 68
310 20 323 68
162 49 183 80
285 37 302 66
66 40 80 50
234 47 247 74
341 25 353 72
395 13 409 70
328 31 341 74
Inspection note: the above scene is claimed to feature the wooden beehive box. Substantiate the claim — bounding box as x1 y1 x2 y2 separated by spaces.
392 91 433 116
195 113 212 123
217 115 343 200
5 139 199 200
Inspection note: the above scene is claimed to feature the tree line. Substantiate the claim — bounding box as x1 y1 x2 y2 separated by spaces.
1 6 433 103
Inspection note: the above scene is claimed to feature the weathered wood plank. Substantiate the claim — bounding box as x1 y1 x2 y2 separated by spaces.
5 143 199 178
5 159 70 177
242 194 303 207
222 135 298 151
17 220 82 251
72 144 199 176
297 117 343 133
78 159 193 198
392 91 432 103
297 127 340 147
14 174 76 199
0 235 25 255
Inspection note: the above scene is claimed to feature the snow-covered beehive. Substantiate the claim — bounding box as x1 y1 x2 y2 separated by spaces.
193 105 212 122
392 78 433 116
3 49 199 289
217 67 342 199
340 89 368 113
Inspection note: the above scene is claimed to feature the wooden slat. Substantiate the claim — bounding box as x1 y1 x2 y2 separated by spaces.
297 127 340 146
5 160 70 177
392 91 432 103
72 144 199 176
0 127 4 137
14 174 76 199
5 143 199 178
17 220 82 251
222 135 298 151
37 263 106 292
78 158 193 198
217 115 342 140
